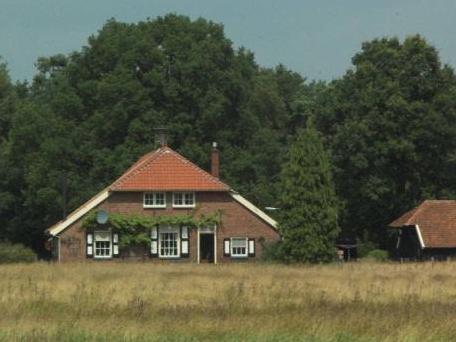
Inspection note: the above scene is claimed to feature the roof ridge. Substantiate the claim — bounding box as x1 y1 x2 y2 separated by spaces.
111 148 163 189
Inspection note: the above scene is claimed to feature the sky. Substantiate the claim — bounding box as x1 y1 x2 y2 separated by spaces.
1 0 456 82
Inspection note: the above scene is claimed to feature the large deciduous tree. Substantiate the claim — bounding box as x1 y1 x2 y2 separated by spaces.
315 35 456 246
0 15 305 254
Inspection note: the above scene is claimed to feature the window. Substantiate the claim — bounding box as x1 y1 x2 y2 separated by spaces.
231 238 248 257
159 226 180 258
144 192 166 208
173 192 195 208
94 231 112 258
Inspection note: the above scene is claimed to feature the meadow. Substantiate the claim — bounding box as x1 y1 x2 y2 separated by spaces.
0 261 456 341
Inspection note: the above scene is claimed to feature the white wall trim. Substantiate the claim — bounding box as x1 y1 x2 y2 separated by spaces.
47 189 110 237
197 228 200 264
229 191 277 229
214 224 217 265
415 224 425 249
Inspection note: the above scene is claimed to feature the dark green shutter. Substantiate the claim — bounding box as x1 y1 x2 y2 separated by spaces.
224 238 230 257
150 226 158 257
86 232 93 258
248 238 255 257
181 226 189 257
112 232 120 257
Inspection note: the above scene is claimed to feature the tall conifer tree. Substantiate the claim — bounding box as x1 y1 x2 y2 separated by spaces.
279 126 339 262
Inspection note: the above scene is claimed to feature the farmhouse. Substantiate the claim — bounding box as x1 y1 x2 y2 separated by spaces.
389 200 456 260
46 141 280 263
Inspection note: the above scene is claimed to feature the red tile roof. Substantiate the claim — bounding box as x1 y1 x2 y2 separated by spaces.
389 200 456 248
110 146 230 191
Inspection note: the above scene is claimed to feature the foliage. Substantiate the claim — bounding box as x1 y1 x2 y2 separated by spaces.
356 236 378 258
364 249 389 262
82 210 221 247
278 126 340 263
1 15 456 261
259 240 286 262
315 35 456 246
0 15 305 256
0 241 36 263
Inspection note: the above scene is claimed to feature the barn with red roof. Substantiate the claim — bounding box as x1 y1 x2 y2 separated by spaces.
46 141 279 263
389 200 456 260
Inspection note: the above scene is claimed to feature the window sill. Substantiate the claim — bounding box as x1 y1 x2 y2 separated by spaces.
143 205 167 209
172 205 196 209
158 256 182 259
93 256 113 260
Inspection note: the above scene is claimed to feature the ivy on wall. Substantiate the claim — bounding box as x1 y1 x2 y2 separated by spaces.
82 211 221 247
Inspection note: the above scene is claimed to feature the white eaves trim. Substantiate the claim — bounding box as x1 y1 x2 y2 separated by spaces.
415 224 425 249
47 188 277 236
47 189 110 237
230 191 278 229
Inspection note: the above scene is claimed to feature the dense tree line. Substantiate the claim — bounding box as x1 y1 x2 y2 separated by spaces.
0 15 455 258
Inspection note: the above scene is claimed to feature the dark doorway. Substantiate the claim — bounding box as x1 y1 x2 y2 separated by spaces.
200 234 215 263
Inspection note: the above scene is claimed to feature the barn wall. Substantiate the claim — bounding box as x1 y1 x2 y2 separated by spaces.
395 227 422 260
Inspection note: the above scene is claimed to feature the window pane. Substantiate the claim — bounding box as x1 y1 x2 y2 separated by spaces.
155 193 165 205
184 193 194 205
174 193 183 205
144 193 154 205
231 238 247 256
159 227 180 257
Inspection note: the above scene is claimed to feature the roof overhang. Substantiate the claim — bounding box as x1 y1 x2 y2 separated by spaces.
46 188 278 237
229 191 278 229
415 224 425 249
46 189 110 237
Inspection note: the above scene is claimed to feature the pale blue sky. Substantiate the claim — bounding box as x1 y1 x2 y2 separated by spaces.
1 0 456 82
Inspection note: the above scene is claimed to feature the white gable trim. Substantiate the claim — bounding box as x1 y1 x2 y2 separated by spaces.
48 188 277 236
47 189 110 237
229 191 278 229
415 224 425 249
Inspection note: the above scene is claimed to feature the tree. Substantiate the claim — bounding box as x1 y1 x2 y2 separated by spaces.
0 60 16 140
278 126 339 263
315 35 456 246
0 15 305 255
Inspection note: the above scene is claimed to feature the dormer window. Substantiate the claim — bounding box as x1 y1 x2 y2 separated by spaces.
173 192 195 208
143 192 166 208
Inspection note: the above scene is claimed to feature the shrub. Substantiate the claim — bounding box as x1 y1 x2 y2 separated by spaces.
260 240 286 262
0 241 36 263
356 238 378 258
365 249 389 262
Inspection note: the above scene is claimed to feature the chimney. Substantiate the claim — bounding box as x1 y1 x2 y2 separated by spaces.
211 142 220 178
154 127 168 147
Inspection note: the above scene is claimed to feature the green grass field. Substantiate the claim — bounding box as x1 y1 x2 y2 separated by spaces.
0 261 455 341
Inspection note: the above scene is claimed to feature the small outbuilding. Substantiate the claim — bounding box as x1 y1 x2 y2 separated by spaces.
389 200 456 260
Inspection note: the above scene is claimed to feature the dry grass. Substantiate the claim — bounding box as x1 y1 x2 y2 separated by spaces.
1 261 456 341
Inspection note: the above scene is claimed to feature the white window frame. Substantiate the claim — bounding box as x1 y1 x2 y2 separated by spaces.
94 231 112 259
172 192 195 208
143 192 166 208
230 237 248 258
158 226 180 258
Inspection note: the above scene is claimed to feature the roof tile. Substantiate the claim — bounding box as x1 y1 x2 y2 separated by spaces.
110 146 230 191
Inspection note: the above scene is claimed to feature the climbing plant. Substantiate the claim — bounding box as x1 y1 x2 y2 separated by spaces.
82 210 221 247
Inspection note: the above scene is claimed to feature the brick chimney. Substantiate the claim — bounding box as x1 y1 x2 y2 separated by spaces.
154 127 168 147
211 142 220 178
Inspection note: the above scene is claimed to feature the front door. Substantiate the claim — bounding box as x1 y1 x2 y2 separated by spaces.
199 233 215 263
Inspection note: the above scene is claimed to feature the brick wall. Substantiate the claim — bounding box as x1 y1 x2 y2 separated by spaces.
58 191 280 263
